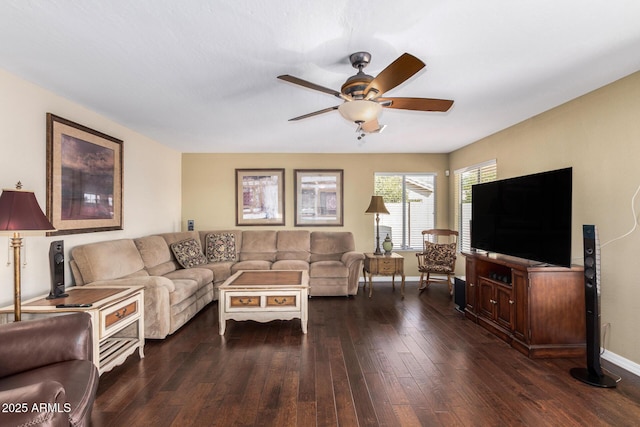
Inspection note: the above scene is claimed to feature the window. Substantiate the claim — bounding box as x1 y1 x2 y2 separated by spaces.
374 173 436 250
454 160 497 252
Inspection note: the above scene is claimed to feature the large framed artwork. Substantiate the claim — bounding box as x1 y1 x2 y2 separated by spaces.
235 168 285 226
46 113 123 235
294 169 343 226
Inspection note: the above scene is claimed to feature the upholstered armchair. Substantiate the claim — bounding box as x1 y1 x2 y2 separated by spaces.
0 312 99 426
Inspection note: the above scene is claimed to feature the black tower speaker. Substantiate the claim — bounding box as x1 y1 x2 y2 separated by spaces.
569 225 617 387
46 240 69 300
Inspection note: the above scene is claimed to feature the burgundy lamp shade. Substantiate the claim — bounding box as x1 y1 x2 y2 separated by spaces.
0 189 55 232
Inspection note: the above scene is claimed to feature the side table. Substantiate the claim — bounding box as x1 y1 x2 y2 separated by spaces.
362 252 405 297
0 285 145 375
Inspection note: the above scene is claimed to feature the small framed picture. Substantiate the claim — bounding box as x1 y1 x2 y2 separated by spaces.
235 169 285 226
294 169 343 226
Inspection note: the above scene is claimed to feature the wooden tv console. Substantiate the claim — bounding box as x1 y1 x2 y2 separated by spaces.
463 251 586 358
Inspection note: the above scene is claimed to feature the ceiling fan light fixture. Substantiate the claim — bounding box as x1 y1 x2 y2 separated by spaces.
338 100 382 124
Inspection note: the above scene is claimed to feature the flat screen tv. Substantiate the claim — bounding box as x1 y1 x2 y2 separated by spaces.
471 167 572 267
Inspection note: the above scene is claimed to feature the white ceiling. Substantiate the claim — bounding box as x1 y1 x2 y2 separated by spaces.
1 1 639 154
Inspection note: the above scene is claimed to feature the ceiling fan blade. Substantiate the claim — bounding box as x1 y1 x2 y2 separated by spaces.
364 53 425 96
277 75 344 99
378 97 454 112
288 106 340 121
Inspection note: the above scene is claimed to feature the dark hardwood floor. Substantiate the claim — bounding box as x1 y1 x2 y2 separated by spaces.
93 282 640 426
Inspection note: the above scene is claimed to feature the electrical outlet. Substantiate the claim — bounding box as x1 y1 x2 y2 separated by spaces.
187 220 194 231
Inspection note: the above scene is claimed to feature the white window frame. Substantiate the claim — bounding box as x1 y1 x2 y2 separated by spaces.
374 172 437 250
454 160 497 253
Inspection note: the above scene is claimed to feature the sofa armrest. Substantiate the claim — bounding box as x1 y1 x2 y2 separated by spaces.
0 313 92 378
341 251 365 296
341 251 365 268
0 381 69 427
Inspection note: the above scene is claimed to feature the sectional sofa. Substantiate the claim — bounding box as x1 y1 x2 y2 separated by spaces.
70 230 364 339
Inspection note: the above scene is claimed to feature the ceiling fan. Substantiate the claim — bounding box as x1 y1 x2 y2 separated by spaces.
277 52 454 137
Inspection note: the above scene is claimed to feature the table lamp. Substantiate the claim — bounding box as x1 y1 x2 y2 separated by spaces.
365 195 389 255
0 182 55 321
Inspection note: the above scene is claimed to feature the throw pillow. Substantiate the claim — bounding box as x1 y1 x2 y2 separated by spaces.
423 241 456 266
205 232 237 263
170 238 207 268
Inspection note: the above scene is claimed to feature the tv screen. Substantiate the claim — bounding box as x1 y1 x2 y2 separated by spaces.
471 167 572 267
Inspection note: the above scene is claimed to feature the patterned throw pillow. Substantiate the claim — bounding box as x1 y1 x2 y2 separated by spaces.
423 241 456 266
205 232 237 263
170 238 207 268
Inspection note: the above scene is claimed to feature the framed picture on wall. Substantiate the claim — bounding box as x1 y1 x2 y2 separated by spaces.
294 169 343 226
46 113 123 235
235 168 285 226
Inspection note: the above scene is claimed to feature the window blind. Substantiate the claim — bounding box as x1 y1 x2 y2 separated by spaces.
374 173 436 250
454 160 497 252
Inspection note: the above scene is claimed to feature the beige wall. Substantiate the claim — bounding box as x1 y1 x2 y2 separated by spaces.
0 68 182 305
450 71 640 366
182 153 451 276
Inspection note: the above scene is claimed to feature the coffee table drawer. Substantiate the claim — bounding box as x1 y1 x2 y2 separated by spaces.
225 291 302 312
230 296 260 308
100 294 142 339
266 295 297 307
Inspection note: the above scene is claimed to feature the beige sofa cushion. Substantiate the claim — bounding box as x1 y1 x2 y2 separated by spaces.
310 261 349 278
272 259 310 270
276 230 310 261
164 268 213 288
71 239 146 284
160 231 200 246
232 260 272 273
310 231 355 262
134 235 179 276
202 261 235 283
239 230 277 262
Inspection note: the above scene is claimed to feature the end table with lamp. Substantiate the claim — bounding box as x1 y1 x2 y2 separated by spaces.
0 182 56 322
364 195 389 255
362 252 406 298
363 195 405 297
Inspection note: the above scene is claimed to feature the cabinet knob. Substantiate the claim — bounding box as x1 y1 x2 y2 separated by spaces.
509 300 515 305
490 299 497 305
469 283 475 287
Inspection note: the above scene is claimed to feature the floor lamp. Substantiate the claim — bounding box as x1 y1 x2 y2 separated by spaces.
0 182 55 321
365 195 389 255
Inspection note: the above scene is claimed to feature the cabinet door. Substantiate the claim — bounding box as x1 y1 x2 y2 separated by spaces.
477 277 495 320
495 283 513 330
465 257 477 313
511 269 528 342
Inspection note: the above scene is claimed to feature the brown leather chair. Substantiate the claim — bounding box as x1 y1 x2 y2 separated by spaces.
0 312 99 426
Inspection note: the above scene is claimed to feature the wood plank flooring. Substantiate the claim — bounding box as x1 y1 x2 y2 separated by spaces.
92 282 640 426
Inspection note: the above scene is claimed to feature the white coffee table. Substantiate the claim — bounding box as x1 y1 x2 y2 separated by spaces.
218 270 309 335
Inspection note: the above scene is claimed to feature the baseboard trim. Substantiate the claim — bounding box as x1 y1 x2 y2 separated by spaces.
602 349 640 378
361 276 421 283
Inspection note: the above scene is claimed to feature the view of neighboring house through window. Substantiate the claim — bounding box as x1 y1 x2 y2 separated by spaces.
455 160 497 252
374 173 436 250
